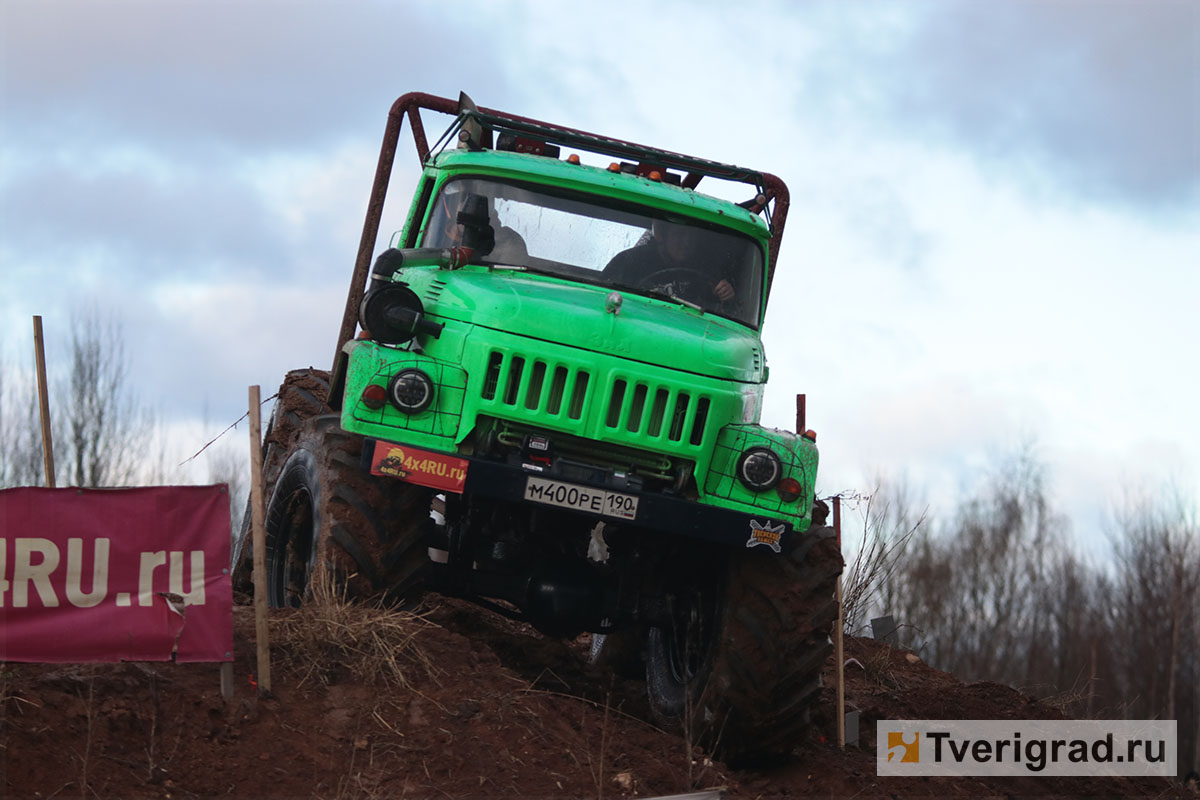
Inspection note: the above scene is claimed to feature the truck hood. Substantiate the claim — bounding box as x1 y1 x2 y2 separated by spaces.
418 270 765 382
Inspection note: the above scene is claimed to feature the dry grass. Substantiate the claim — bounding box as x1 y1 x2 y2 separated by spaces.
863 644 904 691
268 579 441 689
1041 687 1089 716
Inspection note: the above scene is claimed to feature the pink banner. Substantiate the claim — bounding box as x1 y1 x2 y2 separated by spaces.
0 485 233 663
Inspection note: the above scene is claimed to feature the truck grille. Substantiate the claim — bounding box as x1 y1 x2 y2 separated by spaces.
482 351 591 420
604 379 709 445
479 349 710 448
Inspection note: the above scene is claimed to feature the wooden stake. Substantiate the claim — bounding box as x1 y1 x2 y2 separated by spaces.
32 316 56 488
248 385 271 695
219 661 234 700
834 495 845 748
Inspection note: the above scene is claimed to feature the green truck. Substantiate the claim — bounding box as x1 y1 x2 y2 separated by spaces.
238 92 842 764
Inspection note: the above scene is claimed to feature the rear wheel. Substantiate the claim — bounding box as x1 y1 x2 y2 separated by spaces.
645 527 842 766
587 627 645 678
645 566 723 720
261 415 435 607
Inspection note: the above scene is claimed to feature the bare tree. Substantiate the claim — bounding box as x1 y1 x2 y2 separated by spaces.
2 312 156 488
840 479 927 634
882 448 1068 683
206 439 248 534
1107 491 1199 772
1 354 55 487
60 312 152 487
869 454 1199 777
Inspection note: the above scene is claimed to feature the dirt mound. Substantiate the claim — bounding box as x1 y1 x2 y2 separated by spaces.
0 598 1183 798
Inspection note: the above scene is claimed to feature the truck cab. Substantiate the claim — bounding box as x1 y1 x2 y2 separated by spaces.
338 121 819 554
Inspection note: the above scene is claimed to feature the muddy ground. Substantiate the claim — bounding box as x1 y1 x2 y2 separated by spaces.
1 596 1186 799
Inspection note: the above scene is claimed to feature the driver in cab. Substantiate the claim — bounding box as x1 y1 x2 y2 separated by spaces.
603 217 735 306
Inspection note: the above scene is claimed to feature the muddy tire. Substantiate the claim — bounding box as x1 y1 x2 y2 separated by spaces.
232 368 332 590
645 527 842 766
264 415 436 606
261 414 435 607
587 628 645 679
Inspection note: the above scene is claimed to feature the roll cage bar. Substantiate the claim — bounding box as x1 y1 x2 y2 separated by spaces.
336 91 791 366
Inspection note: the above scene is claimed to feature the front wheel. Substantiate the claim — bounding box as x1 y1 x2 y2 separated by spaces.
264 444 322 607
645 527 842 766
261 415 435 607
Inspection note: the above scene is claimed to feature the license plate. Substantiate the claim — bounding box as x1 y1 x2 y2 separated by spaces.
523 476 639 521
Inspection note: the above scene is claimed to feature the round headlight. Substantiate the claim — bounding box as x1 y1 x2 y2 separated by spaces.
388 368 434 414
737 447 782 491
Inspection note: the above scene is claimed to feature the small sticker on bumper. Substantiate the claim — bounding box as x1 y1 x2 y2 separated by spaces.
746 519 785 553
369 441 468 493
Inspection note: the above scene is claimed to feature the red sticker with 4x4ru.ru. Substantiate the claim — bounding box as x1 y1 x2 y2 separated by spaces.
369 441 469 493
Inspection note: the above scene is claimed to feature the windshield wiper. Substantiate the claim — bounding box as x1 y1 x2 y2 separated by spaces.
651 287 704 312
608 281 704 312
481 260 569 280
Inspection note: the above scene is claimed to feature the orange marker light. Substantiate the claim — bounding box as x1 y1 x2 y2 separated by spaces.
776 477 803 503
567 154 581 165
648 170 662 181
801 429 817 442
608 162 621 172
361 383 387 410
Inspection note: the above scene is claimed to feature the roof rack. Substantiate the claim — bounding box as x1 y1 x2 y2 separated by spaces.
447 104 767 193
337 92 791 365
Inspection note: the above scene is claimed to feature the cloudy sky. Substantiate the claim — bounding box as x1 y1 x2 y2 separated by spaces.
2 0 1197 547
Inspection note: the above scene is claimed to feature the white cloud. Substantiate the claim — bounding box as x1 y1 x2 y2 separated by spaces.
760 128 1199 537
141 279 346 416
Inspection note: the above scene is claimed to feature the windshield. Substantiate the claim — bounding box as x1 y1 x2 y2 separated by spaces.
421 177 765 327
